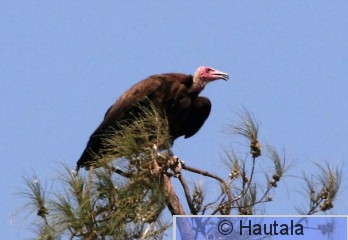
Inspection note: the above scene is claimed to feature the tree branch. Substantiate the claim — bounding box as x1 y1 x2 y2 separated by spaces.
178 174 196 214
163 174 194 239
182 162 232 214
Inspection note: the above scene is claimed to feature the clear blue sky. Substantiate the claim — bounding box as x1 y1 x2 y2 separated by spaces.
1 1 347 239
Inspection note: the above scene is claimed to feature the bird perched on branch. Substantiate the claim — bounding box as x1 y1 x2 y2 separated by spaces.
76 66 229 171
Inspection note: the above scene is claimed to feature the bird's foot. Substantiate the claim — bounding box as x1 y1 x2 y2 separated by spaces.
168 156 182 177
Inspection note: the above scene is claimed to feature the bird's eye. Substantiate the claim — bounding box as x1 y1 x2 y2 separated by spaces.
205 68 211 73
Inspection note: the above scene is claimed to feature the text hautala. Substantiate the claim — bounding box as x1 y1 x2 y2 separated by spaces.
240 220 304 236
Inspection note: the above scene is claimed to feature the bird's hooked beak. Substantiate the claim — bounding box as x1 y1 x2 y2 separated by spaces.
211 69 229 81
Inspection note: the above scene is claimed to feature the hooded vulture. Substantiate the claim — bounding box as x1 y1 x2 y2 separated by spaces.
76 66 228 171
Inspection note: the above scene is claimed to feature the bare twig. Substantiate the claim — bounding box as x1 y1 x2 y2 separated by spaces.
178 175 196 214
182 163 232 214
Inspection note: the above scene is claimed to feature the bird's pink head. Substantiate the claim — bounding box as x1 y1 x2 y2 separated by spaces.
193 66 229 91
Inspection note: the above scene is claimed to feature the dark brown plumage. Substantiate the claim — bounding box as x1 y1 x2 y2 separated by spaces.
76 66 228 171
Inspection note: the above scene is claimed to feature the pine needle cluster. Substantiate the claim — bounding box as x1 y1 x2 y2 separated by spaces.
22 102 172 239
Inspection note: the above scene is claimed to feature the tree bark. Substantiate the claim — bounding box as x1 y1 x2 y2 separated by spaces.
164 174 194 240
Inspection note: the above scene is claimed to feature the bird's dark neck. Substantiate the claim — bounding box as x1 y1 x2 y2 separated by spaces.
189 88 202 97
191 81 206 94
